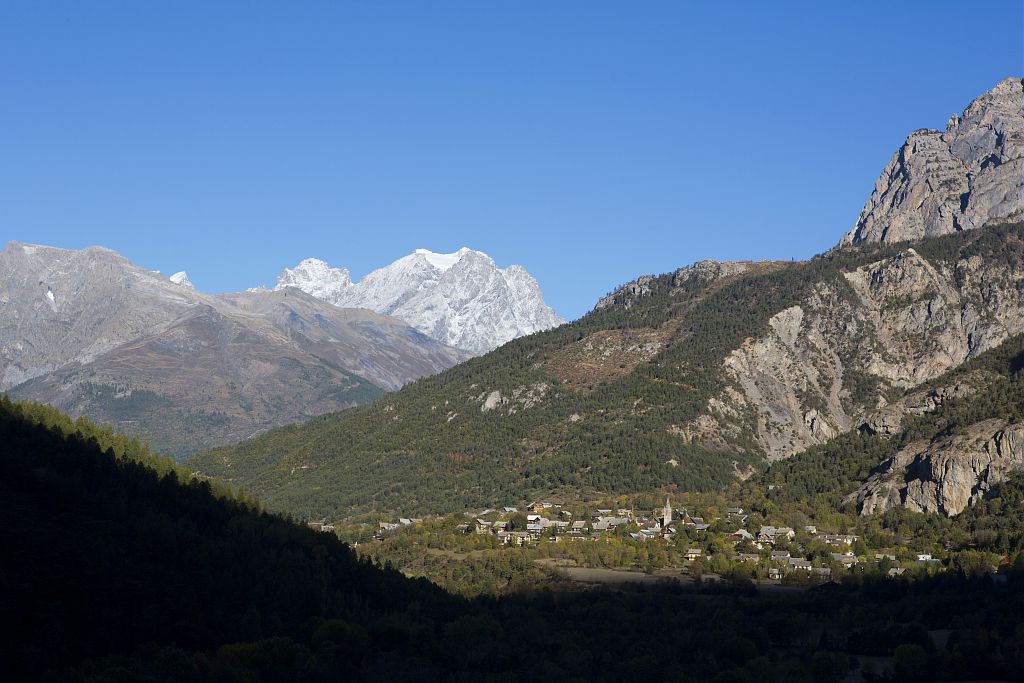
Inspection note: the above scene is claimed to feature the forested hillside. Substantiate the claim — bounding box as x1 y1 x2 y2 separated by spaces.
0 397 455 679
6 397 1024 682
191 223 1024 520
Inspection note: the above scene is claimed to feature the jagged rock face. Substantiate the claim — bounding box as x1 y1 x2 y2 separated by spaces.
852 419 1024 516
274 258 352 301
691 246 1024 461
860 374 981 437
0 241 465 457
717 300 853 461
272 248 562 355
843 77 1023 245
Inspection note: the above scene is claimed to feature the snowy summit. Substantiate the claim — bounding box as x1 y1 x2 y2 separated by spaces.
274 258 351 301
413 247 468 272
270 248 562 354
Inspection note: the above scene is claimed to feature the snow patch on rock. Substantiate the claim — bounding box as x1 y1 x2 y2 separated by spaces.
169 271 194 290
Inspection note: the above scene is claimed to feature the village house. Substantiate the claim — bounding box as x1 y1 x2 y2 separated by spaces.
685 548 702 561
595 515 630 529
817 534 858 546
730 529 754 543
787 559 812 571
511 531 532 546
831 553 857 568
771 550 791 564
727 510 748 524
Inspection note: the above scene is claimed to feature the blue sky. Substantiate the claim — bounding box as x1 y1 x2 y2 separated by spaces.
1 2 1020 320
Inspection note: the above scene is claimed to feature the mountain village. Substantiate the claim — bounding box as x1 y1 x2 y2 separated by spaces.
348 496 976 588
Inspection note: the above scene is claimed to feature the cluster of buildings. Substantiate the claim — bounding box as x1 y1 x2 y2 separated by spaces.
449 498 713 547
374 517 425 537
370 499 944 581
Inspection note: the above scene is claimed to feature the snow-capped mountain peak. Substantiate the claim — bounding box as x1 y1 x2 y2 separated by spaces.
268 248 562 354
273 258 352 300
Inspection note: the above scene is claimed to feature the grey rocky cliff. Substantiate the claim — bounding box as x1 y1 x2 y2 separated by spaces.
850 419 1024 516
859 374 980 437
842 77 1023 245
685 245 1024 461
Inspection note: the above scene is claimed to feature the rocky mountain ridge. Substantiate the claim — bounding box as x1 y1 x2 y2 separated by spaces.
0 241 465 457
269 248 563 355
842 77 1022 245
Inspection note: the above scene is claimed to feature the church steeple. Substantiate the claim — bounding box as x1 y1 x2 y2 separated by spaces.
663 496 672 527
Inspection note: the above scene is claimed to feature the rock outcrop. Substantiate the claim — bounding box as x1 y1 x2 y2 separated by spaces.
859 375 980 437
691 242 1024 461
842 77 1023 245
851 419 1024 516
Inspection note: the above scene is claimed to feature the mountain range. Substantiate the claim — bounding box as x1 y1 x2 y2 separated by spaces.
189 77 1024 521
268 247 563 355
0 240 561 458
0 243 466 458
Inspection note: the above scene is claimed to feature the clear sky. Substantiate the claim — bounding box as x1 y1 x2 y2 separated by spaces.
2 2 1020 320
